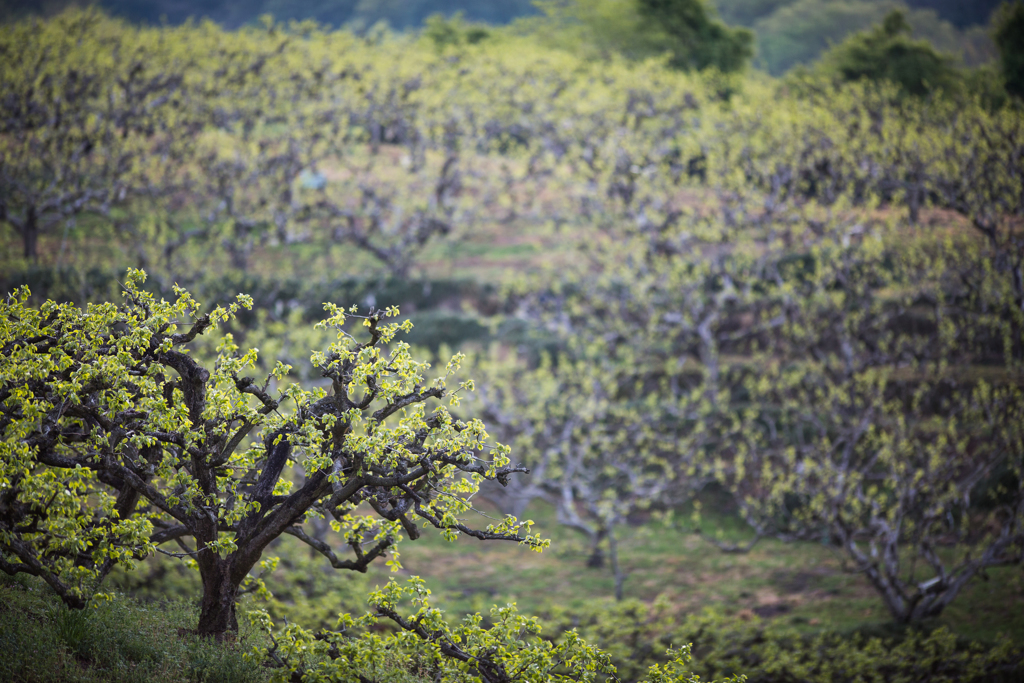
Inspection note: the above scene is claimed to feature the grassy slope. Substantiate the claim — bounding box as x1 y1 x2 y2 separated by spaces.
0 574 267 683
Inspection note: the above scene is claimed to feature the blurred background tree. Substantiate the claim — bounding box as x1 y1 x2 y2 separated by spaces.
525 0 752 71
993 1 1024 99
638 0 754 71
817 9 960 95
742 1 994 75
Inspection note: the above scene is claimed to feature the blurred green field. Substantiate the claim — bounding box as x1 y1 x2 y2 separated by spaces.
358 497 1024 645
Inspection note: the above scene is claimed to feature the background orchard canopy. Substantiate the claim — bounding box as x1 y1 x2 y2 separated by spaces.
2 3 1024 683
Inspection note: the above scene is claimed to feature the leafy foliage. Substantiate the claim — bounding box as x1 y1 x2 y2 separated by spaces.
528 0 753 72
458 72 1024 621
818 10 960 95
637 0 754 72
542 597 1024 682
0 10 193 261
423 12 491 50
255 577 623 683
993 1 1024 99
0 268 545 636
712 0 796 26
3 10 1024 678
749 0 994 76
0 9 470 276
0 270 750 682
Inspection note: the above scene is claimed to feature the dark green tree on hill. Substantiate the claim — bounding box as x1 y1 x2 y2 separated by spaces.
993 1 1024 98
532 0 753 72
819 9 960 95
639 0 754 71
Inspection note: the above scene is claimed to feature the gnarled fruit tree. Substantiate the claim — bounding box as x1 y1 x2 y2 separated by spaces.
0 269 543 638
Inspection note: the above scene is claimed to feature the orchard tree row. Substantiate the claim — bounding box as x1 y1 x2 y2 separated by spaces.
2 7 1023 281
2 7 1024 682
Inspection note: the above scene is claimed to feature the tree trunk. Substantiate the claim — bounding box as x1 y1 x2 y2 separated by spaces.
22 205 39 261
586 528 607 568
196 558 240 638
697 312 719 403
863 564 911 623
608 524 626 601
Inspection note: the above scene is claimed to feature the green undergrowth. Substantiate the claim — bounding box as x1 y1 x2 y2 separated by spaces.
545 601 1024 683
5 509 1023 683
365 499 1024 646
0 574 268 683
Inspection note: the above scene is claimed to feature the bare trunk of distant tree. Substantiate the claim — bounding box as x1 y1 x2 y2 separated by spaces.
607 524 626 601
586 527 607 568
22 205 40 261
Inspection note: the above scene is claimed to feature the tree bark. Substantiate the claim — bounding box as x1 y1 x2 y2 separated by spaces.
22 205 39 261
608 524 626 601
586 527 606 568
196 558 240 637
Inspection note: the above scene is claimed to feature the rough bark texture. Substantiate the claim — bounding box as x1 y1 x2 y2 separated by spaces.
197 559 239 637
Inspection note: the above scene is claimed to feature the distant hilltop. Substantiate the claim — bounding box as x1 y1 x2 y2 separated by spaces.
0 0 1004 30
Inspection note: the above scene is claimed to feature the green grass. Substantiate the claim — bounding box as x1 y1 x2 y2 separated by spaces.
96 496 1023 650
0 574 268 683
362 499 1024 646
